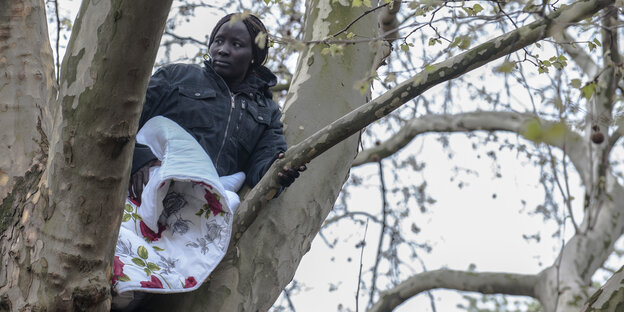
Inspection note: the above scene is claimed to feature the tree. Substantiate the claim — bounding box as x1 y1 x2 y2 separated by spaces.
0 0 619 312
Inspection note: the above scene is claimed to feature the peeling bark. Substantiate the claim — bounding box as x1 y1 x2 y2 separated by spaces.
0 0 172 310
0 0 55 202
368 270 538 312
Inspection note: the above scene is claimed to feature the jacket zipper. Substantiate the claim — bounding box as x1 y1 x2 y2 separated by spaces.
215 92 235 167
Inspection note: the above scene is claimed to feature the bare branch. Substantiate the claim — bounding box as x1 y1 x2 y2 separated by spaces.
352 111 588 182
368 269 539 312
233 0 612 237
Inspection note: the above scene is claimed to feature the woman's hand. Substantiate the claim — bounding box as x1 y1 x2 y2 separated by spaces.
276 152 306 187
128 159 161 201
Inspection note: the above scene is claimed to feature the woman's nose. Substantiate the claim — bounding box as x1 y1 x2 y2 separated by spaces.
217 44 230 55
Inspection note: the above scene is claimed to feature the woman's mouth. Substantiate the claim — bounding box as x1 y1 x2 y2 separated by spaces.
213 60 230 66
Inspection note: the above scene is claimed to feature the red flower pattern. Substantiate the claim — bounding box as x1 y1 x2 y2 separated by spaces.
128 197 141 206
140 275 164 289
184 276 197 288
204 189 223 216
112 256 125 284
140 221 167 242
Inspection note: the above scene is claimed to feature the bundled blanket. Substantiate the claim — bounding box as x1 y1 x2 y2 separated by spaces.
113 116 243 295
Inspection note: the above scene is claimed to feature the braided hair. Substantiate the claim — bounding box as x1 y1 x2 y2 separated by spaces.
209 13 269 67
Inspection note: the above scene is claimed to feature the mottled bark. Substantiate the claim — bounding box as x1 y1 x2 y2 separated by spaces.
369 270 539 312
0 0 55 204
0 0 171 310
582 266 624 311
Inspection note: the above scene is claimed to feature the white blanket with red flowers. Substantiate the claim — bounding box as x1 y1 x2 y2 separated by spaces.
113 116 244 294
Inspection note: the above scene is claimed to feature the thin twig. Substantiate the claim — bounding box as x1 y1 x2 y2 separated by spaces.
368 160 388 308
283 288 297 312
330 2 393 38
355 219 369 312
163 30 207 46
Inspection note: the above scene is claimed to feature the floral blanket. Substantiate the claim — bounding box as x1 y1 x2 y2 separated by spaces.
113 116 244 294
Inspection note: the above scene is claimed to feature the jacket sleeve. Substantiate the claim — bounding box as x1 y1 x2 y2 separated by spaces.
244 98 288 187
131 67 172 174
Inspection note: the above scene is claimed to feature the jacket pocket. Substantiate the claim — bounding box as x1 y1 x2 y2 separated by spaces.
175 86 218 128
237 99 271 153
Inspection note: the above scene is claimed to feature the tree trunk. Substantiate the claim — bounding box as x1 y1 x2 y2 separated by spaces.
0 0 171 310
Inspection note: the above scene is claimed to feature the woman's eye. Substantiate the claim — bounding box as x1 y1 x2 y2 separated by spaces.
234 42 241 47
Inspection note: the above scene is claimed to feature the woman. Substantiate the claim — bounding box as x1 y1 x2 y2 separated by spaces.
129 13 305 200
113 13 305 310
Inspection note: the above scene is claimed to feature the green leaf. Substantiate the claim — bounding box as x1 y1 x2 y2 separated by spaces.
494 60 516 73
132 257 146 267
588 42 596 51
354 79 370 95
132 213 142 221
144 268 152 276
124 204 133 212
363 0 372 6
122 214 132 222
570 79 582 88
543 122 567 141
424 64 436 73
462 7 476 16
147 262 161 272
254 32 267 50
472 4 483 14
137 246 149 259
352 0 362 7
581 82 597 100
452 36 471 50
523 119 542 142
346 32 355 39
400 43 410 52
593 38 602 47
195 210 204 217
428 38 441 46
153 246 165 252
118 274 131 282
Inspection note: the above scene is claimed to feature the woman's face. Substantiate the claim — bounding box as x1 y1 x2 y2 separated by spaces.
209 20 254 87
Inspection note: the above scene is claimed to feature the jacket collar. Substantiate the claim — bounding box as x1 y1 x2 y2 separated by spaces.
203 60 276 98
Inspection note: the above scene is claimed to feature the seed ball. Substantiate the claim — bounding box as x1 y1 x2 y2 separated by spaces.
591 132 605 144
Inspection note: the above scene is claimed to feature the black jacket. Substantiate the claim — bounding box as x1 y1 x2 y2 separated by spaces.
132 61 287 187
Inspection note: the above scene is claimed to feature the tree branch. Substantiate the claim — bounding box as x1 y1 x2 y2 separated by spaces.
351 111 589 182
368 269 539 312
233 0 612 237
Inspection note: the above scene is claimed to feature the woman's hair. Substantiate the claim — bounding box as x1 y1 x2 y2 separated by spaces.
209 13 269 67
